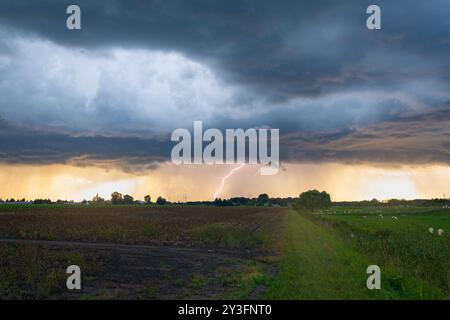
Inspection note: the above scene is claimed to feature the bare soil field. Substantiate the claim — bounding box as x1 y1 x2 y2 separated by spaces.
0 206 286 299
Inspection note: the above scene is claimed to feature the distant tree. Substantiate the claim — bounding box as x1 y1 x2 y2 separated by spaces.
156 196 167 205
257 193 270 205
91 194 105 205
123 194 134 204
214 198 233 206
144 195 152 204
295 190 331 211
230 197 252 206
111 192 123 205
33 199 51 204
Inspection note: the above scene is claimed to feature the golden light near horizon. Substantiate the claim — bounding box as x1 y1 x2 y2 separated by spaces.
0 162 448 202
358 171 419 200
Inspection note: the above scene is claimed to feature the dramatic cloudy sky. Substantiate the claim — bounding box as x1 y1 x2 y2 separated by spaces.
0 0 449 201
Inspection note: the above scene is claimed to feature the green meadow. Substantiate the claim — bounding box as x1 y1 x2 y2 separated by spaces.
265 207 449 299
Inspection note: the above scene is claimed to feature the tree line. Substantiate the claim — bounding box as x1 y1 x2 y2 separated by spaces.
1 190 449 208
89 192 167 205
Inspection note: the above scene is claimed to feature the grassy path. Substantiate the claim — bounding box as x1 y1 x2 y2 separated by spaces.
264 210 443 299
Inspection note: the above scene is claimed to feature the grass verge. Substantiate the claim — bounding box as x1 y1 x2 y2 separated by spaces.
264 210 444 299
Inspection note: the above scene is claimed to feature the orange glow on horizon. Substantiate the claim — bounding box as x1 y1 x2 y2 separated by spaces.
0 162 449 202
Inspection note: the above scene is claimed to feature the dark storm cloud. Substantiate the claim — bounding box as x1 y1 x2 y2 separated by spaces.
280 108 450 165
1 108 449 170
0 0 449 100
0 0 449 168
0 116 170 172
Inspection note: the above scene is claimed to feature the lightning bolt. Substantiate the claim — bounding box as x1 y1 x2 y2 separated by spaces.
213 164 245 200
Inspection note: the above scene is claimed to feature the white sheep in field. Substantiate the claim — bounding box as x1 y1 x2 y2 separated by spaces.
438 229 444 236
428 227 434 234
379 214 383 219
392 216 398 220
